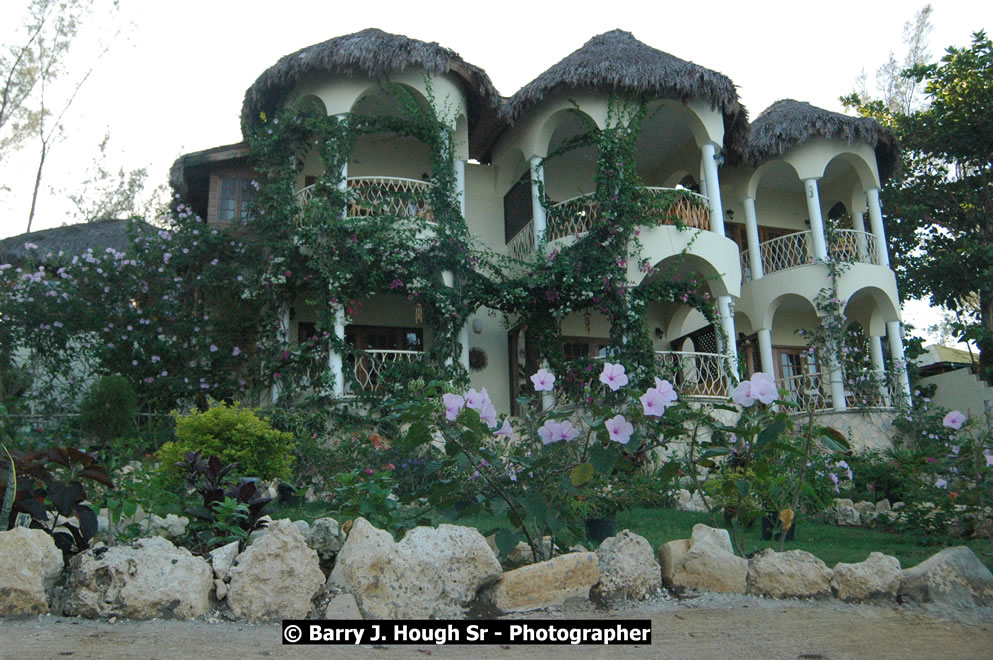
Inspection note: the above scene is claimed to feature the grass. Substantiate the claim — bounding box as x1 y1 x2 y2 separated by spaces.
267 501 993 572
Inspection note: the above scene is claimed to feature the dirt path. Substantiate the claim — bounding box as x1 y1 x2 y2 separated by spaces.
4 597 993 660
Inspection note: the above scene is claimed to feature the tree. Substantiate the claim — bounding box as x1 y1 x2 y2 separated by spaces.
845 31 993 383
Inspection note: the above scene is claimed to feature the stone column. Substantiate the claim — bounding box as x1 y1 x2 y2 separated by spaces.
887 320 913 404
758 328 775 376
866 188 890 267
529 156 547 243
717 295 739 386
803 178 828 261
870 334 891 406
454 158 467 217
329 306 346 397
743 196 763 280
701 142 726 237
852 206 869 263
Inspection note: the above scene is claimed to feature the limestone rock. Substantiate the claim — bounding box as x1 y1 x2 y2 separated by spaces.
829 505 862 527
834 498 855 508
658 539 691 584
325 593 363 620
674 539 747 594
486 552 599 613
328 518 502 619
747 549 832 599
831 552 901 601
875 499 891 513
690 523 734 554
226 519 324 621
592 531 661 603
676 489 710 513
0 528 63 616
899 546 993 608
854 501 876 514
65 536 212 619
214 579 227 600
306 518 345 563
208 541 240 581
293 519 310 537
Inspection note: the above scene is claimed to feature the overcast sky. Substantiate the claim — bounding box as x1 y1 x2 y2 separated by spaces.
1 0 990 337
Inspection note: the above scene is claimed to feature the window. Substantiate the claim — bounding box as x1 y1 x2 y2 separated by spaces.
562 336 610 360
218 177 256 222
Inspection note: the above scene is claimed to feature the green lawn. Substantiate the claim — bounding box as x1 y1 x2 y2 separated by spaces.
269 501 993 572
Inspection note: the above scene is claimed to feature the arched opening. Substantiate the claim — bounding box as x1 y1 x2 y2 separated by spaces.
768 294 822 407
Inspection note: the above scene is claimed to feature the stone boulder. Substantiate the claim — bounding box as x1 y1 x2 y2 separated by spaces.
325 593 363 619
592 531 661 603
306 517 346 564
208 541 240 582
675 489 710 513
0 528 64 616
328 518 502 619
485 552 599 613
899 546 993 608
747 549 832 599
65 536 212 619
662 525 746 594
828 505 862 527
226 519 325 621
831 552 902 601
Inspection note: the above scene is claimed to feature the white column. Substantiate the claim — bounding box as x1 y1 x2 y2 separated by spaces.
887 320 913 404
803 178 828 261
458 323 471 371
540 359 555 411
866 188 890 267
454 158 466 217
743 196 763 280
757 328 775 376
701 142 725 237
329 306 346 397
827 355 848 411
529 156 547 242
717 295 739 385
852 208 869 262
870 335 891 406
271 306 292 404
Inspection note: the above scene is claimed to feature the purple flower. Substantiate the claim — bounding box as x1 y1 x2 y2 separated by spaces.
209 344 218 352
537 420 580 445
731 380 755 407
494 419 513 438
935 478 948 489
443 393 465 421
232 346 241 357
599 362 628 391
943 410 966 430
984 449 993 468
150 355 160 363
530 368 555 392
605 414 634 444
163 252 171 264
750 372 778 405
464 388 487 411
829 472 840 493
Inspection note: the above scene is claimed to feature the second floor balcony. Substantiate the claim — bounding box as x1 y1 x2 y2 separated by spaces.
295 176 436 225
740 229 881 281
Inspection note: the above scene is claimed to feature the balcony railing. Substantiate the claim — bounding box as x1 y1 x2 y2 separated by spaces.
546 188 711 242
294 176 436 224
775 372 831 410
348 349 424 393
742 229 883 281
655 351 732 399
507 219 535 260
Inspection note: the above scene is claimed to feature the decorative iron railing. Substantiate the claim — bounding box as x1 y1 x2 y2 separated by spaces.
506 220 536 260
349 349 424 393
829 229 880 266
844 369 902 408
775 372 831 410
294 177 436 224
654 351 732 399
759 231 815 275
546 188 711 242
743 229 882 282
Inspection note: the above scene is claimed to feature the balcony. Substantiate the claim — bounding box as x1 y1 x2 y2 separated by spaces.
546 187 711 242
347 349 424 393
295 176 436 225
741 229 881 281
774 369 900 411
654 350 733 399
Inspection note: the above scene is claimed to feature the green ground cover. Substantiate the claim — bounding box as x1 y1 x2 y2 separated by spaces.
269 502 993 572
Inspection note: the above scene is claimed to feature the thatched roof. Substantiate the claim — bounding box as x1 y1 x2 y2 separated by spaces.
505 30 749 161
747 99 900 181
0 219 150 263
169 141 251 197
240 28 502 158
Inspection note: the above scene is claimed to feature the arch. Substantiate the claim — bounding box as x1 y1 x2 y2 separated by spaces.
535 107 600 159
843 286 900 336
642 252 730 299
542 110 600 202
820 151 879 193
294 94 327 116
636 101 709 186
453 114 469 161
746 159 802 199
761 292 818 331
349 81 431 118
348 82 434 180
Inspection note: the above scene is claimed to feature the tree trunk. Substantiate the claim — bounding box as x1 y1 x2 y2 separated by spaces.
979 287 993 386
26 140 47 234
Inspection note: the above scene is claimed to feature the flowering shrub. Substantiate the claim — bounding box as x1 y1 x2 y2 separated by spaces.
397 362 687 559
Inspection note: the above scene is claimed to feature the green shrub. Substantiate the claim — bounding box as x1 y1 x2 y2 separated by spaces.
157 402 295 482
79 376 138 448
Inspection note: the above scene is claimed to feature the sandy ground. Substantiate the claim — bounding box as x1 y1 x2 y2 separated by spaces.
3 593 993 660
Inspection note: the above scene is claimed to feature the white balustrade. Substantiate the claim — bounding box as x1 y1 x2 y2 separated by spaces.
294 177 436 224
654 351 731 399
349 349 423 393
506 220 536 260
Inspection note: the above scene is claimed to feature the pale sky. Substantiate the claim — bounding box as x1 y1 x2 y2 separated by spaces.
1 0 990 340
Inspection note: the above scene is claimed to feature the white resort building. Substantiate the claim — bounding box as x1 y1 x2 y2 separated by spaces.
170 28 910 424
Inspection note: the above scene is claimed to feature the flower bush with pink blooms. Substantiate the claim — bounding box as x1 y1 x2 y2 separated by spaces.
394 362 694 560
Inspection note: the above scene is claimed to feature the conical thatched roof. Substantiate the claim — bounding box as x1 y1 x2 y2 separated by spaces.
748 99 900 181
240 28 502 156
0 219 151 263
505 30 749 161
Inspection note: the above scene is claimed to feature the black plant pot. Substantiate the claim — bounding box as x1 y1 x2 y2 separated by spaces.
761 511 796 541
584 517 617 544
